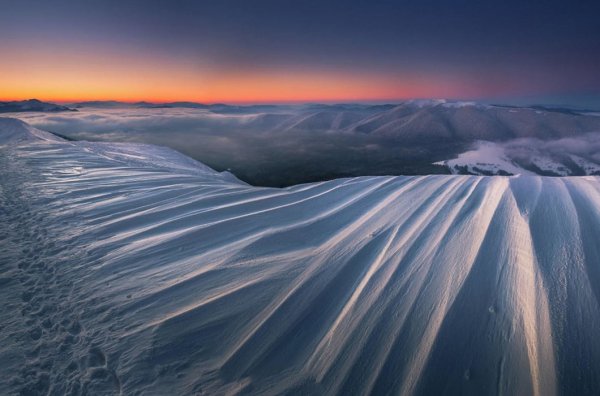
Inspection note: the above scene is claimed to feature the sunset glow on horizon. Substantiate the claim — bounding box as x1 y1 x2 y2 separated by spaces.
0 69 487 105
0 43 524 104
1 1 599 106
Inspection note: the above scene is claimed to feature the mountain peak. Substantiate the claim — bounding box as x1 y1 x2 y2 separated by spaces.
0 117 63 144
0 99 76 113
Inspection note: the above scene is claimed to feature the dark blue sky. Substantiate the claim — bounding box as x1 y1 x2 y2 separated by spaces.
2 0 599 106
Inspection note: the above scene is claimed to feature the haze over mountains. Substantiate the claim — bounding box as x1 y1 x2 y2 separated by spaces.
63 99 600 142
5 99 600 185
1 118 600 395
0 99 76 113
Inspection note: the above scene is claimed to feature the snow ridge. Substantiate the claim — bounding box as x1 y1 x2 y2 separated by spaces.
1 118 600 395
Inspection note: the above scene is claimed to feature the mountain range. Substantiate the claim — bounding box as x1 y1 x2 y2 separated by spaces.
5 99 600 181
0 99 76 113
10 98 600 142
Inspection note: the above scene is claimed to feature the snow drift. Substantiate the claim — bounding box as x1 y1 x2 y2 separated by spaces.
1 117 600 395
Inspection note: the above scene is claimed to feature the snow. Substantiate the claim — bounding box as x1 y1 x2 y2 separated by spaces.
405 99 448 107
0 99 74 113
571 155 600 175
441 101 478 108
438 138 600 177
2 118 600 395
0 117 64 144
404 99 479 108
530 155 571 176
435 141 535 176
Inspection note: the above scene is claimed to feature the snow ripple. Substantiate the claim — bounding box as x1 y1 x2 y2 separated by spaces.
1 119 600 395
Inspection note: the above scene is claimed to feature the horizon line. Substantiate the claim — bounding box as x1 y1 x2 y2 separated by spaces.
1 96 599 110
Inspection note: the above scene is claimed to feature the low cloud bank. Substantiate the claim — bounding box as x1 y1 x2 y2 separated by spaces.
11 108 450 186
14 106 599 184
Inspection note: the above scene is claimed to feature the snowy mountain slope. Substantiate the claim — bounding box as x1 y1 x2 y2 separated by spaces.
1 118 600 395
57 100 600 141
0 99 75 113
248 100 600 140
253 100 600 141
349 101 600 141
435 141 536 176
437 136 600 176
0 117 65 144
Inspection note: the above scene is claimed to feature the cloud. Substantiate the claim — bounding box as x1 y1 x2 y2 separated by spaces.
14 106 600 184
12 107 444 186
500 133 600 159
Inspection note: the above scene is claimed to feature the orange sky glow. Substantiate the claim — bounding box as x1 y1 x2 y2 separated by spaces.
0 70 466 105
0 45 482 104
1 1 598 107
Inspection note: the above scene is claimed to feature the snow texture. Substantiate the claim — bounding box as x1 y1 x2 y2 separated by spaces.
1 118 600 395
438 138 600 177
435 141 536 176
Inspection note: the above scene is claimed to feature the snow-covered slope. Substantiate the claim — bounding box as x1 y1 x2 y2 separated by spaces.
351 101 600 141
435 141 535 176
0 99 75 113
438 137 600 176
63 100 600 141
263 101 600 141
1 118 600 395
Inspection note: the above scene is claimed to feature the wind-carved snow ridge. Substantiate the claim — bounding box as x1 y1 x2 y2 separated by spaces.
1 117 600 395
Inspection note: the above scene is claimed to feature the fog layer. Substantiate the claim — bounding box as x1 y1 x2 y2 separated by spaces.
10 102 600 185
11 107 451 186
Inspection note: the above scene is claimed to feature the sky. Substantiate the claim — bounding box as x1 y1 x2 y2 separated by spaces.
1 0 600 105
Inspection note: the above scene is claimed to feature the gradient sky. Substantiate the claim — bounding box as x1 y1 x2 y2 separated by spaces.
1 0 600 104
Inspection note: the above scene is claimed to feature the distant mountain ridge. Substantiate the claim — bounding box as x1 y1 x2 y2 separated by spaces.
13 97 600 142
0 99 76 113
67 99 600 141
8 98 600 184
